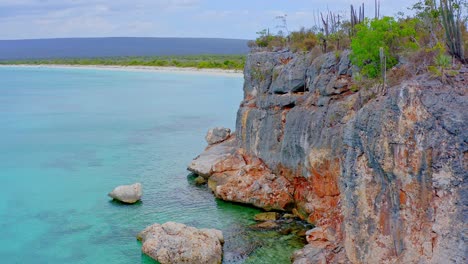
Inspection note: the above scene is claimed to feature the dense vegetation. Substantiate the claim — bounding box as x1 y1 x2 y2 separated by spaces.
350 17 418 77
250 0 468 81
0 54 246 70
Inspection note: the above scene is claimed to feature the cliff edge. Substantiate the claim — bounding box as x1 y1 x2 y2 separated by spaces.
189 50 467 263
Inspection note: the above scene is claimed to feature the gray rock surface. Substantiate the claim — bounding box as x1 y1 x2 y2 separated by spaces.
108 183 142 204
188 137 242 177
137 222 223 264
190 50 468 263
205 127 231 145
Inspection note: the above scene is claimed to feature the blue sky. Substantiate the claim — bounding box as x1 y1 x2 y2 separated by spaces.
0 0 414 40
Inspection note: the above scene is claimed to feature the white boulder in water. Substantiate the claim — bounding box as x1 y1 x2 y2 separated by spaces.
108 183 142 204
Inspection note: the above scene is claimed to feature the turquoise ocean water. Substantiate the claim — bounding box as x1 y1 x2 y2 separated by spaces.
0 67 305 263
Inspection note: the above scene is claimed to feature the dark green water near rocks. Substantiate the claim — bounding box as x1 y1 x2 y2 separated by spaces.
0 66 306 263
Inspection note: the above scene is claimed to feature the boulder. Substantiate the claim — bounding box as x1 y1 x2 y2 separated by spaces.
254 212 279 221
189 137 294 211
188 137 241 177
108 183 142 204
137 222 223 264
205 127 231 145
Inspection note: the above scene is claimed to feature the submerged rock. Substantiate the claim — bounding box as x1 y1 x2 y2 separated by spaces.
108 183 142 204
254 212 279 221
250 221 279 230
205 127 231 145
137 222 223 264
283 213 297 219
194 175 207 185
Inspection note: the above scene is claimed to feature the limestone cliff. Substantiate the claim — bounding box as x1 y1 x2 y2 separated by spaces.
189 50 467 263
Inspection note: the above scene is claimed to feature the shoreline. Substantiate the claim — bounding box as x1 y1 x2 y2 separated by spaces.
0 64 244 77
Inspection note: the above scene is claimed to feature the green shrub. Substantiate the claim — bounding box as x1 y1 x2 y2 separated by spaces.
350 17 418 78
435 54 451 68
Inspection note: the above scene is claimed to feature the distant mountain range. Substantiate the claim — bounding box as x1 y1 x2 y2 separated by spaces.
0 37 250 60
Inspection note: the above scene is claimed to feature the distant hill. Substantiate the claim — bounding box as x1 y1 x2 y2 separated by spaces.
0 37 250 60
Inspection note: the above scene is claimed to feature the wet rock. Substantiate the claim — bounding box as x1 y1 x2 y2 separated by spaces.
250 221 279 230
205 127 231 145
194 175 207 185
283 213 297 219
108 183 142 204
279 227 293 235
295 229 307 237
137 222 223 264
254 212 279 221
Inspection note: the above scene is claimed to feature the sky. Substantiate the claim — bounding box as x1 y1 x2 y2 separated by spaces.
0 0 416 40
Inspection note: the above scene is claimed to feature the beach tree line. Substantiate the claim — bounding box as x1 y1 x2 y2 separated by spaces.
0 54 246 71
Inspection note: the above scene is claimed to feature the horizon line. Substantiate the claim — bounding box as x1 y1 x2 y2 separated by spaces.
0 36 251 41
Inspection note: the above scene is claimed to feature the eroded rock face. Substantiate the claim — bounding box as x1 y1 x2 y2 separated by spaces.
108 183 142 204
189 139 294 211
189 51 467 263
206 127 231 145
137 222 224 264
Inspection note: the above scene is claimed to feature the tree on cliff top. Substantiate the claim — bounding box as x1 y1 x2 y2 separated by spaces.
350 17 417 78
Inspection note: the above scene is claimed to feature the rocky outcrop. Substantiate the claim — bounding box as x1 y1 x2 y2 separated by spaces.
189 51 467 263
190 137 294 211
108 183 142 204
206 127 231 145
137 222 224 264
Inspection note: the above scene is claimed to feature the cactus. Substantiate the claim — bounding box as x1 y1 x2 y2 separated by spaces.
439 0 465 62
375 0 381 19
350 3 364 36
379 47 387 94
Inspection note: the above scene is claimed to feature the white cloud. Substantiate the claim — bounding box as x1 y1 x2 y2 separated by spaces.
0 0 419 40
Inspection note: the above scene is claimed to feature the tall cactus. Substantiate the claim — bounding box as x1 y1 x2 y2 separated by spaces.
350 3 364 36
440 0 465 62
375 0 380 19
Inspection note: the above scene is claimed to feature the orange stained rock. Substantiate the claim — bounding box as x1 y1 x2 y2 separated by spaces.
399 189 407 206
241 109 250 142
211 153 246 173
309 158 341 198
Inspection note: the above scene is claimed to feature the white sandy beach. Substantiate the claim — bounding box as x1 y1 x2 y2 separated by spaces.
0 64 244 77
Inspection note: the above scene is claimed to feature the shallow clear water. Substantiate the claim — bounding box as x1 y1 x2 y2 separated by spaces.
0 67 305 263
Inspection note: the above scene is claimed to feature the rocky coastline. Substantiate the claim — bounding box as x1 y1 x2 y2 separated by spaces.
189 50 467 263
